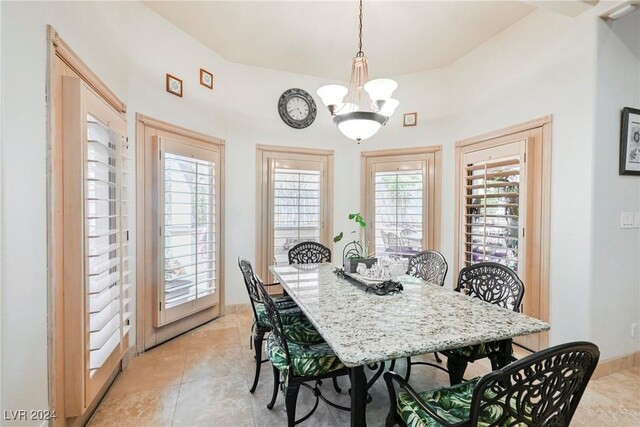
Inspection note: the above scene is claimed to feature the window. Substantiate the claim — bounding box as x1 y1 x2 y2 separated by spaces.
362 148 441 258
462 145 525 271
256 145 333 287
455 117 552 351
156 137 222 326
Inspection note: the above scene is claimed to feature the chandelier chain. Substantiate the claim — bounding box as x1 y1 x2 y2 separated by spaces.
356 0 364 57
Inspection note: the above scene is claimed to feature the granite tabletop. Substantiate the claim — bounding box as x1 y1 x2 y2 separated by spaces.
270 263 550 368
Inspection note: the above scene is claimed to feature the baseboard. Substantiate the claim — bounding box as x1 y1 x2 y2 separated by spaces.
592 351 640 379
224 303 251 314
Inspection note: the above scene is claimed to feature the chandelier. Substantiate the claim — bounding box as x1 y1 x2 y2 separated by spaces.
317 0 399 142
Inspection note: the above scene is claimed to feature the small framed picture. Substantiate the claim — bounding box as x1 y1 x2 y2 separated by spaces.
620 107 640 175
166 74 183 97
200 68 214 90
403 112 417 127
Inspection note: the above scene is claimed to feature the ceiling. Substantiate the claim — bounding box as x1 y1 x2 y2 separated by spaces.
144 1 536 80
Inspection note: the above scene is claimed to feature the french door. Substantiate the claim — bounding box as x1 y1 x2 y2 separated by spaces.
256 146 333 291
361 148 441 259
156 138 220 325
455 121 552 352
137 115 224 350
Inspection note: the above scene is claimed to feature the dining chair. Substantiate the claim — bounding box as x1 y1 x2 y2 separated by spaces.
256 279 350 427
384 341 599 427
237 257 322 393
385 232 407 255
402 250 449 380
288 241 331 264
443 262 525 385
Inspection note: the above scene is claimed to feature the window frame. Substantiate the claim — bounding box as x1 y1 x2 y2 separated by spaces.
256 145 334 287
156 137 221 326
454 116 552 351
361 146 442 257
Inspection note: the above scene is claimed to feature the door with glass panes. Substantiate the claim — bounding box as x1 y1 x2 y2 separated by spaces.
459 139 534 348
155 137 221 326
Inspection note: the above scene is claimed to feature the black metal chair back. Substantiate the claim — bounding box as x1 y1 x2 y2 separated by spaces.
238 257 263 321
456 262 524 312
288 241 331 264
255 278 292 366
470 341 599 426
406 250 448 286
386 232 404 251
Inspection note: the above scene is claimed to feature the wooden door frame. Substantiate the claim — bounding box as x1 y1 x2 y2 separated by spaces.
46 26 128 425
360 146 442 255
454 115 552 350
255 145 334 285
135 114 225 353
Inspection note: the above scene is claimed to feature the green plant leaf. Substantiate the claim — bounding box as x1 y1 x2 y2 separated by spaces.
348 213 356 220
333 232 343 243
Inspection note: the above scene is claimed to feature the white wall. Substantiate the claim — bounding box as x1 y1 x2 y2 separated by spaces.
224 62 361 305
1 0 639 419
0 1 228 422
365 7 602 345
591 11 640 360
364 5 640 358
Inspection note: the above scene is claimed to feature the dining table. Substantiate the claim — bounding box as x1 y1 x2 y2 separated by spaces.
269 263 551 427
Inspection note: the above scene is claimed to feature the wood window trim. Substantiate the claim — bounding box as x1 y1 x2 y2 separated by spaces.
360 146 442 253
47 26 129 425
135 113 225 353
255 145 334 283
48 26 126 114
454 116 552 350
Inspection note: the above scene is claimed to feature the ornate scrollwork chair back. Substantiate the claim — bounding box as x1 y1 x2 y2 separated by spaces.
255 279 292 367
469 341 600 426
406 250 448 286
456 262 524 312
238 257 263 320
288 241 331 265
383 341 599 427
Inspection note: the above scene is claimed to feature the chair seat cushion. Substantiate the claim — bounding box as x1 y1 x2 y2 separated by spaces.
266 335 345 377
397 377 533 427
255 301 300 327
397 378 479 427
282 317 323 344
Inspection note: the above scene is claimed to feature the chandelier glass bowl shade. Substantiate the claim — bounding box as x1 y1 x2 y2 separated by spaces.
317 0 398 142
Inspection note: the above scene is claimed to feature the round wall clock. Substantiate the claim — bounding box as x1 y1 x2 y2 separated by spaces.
278 88 317 129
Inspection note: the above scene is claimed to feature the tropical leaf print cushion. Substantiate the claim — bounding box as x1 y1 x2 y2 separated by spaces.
255 302 301 327
282 316 323 344
266 335 345 377
397 377 532 427
397 378 479 427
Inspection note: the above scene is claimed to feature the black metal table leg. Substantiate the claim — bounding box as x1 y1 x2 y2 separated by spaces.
350 366 367 427
496 338 514 368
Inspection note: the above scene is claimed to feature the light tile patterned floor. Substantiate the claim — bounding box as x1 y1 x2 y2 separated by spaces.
89 310 640 427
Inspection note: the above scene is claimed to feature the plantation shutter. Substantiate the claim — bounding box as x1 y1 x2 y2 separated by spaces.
271 165 322 266
462 141 526 272
85 114 131 374
158 138 219 325
373 169 424 256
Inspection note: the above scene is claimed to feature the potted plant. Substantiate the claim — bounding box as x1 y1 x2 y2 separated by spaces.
334 213 377 273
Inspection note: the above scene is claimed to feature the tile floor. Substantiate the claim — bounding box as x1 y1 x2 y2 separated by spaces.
89 310 640 427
